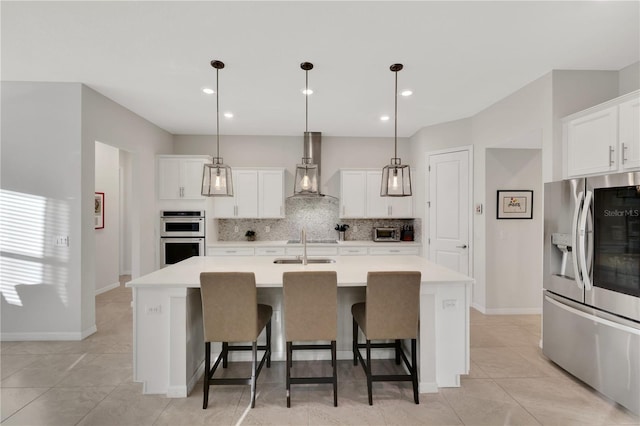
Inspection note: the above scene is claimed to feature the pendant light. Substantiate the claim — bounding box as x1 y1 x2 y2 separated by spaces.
293 62 320 195
201 60 233 197
381 63 412 197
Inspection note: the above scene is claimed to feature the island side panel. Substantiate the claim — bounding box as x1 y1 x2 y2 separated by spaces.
435 282 471 387
133 286 173 394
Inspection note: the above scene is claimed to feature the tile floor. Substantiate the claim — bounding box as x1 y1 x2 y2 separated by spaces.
1 277 638 425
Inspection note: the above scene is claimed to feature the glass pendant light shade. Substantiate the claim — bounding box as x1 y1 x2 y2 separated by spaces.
201 60 233 197
381 158 412 196
294 159 319 194
202 157 233 196
381 63 412 197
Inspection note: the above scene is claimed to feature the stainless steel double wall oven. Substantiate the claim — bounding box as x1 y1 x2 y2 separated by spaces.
543 171 640 414
159 211 205 268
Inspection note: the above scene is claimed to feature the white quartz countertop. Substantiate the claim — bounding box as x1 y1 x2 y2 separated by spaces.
126 255 473 288
207 240 421 248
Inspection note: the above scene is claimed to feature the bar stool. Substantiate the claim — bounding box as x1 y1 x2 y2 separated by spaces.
283 271 338 407
200 272 272 409
351 271 421 405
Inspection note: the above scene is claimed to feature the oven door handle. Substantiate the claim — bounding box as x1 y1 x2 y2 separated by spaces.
571 190 585 290
578 190 593 291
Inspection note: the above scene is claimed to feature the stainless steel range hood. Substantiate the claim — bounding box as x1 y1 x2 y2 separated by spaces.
292 131 323 197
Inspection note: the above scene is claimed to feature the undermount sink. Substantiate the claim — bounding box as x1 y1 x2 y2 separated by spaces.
273 258 336 264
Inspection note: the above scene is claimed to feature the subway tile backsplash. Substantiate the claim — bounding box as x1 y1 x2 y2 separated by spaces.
217 196 419 242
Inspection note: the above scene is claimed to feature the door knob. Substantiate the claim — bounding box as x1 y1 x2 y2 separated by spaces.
456 244 468 249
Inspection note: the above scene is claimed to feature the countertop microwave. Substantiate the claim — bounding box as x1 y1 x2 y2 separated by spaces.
373 227 400 242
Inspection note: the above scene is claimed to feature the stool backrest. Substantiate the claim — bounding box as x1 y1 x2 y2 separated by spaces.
283 271 338 342
365 271 421 340
200 272 258 342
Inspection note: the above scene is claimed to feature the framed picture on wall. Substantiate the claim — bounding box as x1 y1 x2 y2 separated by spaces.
95 192 105 229
497 190 533 219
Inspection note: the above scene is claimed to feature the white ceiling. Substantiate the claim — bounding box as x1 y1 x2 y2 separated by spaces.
2 1 638 138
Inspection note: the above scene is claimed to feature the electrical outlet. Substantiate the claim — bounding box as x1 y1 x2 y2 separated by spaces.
265 225 270 233
273 310 281 322
234 226 239 233
353 225 358 233
145 305 162 315
442 299 457 310
54 236 69 247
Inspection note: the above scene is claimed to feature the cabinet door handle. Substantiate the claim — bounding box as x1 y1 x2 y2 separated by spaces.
226 250 236 254
622 143 628 164
390 249 400 253
456 244 468 249
609 145 615 166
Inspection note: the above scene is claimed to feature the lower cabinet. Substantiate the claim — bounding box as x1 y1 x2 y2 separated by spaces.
208 244 420 257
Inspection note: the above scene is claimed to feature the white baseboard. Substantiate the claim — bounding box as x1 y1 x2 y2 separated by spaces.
483 307 542 315
471 302 486 314
1 324 97 342
96 281 120 296
419 381 438 393
120 270 132 276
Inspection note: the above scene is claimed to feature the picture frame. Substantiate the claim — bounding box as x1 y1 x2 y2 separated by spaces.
95 192 105 229
497 190 533 219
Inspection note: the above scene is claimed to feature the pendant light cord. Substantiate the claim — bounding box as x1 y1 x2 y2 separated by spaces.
305 69 309 133
394 68 398 159
216 66 220 159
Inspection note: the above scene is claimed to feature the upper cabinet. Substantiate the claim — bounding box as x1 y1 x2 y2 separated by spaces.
158 155 211 200
212 168 284 219
564 90 640 178
340 169 413 219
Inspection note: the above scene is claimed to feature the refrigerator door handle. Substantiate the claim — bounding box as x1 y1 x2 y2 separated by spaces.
579 190 593 290
571 190 585 290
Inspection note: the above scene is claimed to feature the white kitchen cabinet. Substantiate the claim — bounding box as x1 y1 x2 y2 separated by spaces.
564 90 640 178
157 155 210 200
369 246 420 256
340 170 367 218
212 168 284 218
341 169 413 218
365 171 413 218
619 96 640 171
285 246 339 256
208 247 255 256
258 169 285 218
212 170 258 218
338 246 369 256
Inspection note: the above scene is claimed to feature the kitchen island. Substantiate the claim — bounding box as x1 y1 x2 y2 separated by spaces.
126 255 473 397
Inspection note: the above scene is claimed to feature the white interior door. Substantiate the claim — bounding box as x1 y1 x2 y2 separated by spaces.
428 149 471 275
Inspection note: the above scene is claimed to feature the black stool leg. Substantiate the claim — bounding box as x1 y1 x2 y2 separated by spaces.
286 341 292 408
411 338 419 404
395 339 401 365
250 341 257 408
366 339 373 406
332 340 338 407
352 317 358 366
222 342 228 368
203 342 210 409
266 319 272 368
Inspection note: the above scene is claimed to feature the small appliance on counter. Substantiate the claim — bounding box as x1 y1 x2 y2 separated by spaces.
373 227 400 242
401 225 414 241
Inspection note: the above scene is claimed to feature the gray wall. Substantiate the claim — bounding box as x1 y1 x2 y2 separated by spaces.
486 148 543 313
619 61 640 95
1 82 85 338
0 82 172 340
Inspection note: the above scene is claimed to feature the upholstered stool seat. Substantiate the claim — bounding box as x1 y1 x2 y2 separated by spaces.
352 271 421 405
283 271 338 407
200 272 272 409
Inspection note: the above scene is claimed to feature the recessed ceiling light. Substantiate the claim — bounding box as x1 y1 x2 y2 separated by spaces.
202 88 214 95
401 90 413 97
302 88 313 95
224 112 233 118
380 115 390 121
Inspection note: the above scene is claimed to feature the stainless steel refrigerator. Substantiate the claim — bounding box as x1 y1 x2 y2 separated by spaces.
543 171 640 415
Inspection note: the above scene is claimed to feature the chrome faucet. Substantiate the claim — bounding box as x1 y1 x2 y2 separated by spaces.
301 228 308 265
